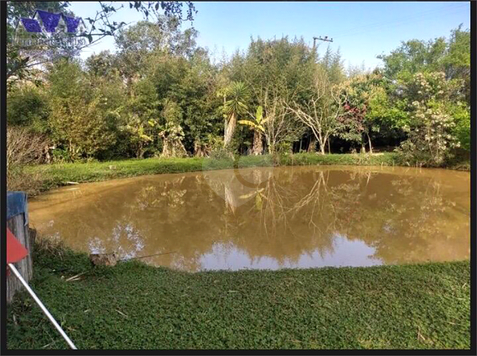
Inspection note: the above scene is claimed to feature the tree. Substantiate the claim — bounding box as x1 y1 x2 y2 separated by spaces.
256 90 295 155
7 84 50 133
46 58 87 98
159 122 187 158
114 18 197 82
85 50 119 78
378 25 470 93
377 38 446 80
440 25 471 103
337 73 389 153
218 81 249 148
364 85 409 147
7 1 197 83
238 106 266 155
396 72 462 166
448 102 470 152
158 99 187 158
121 31 216 155
321 46 346 84
46 59 119 160
6 1 72 86
397 102 459 167
49 96 117 160
287 65 345 154
373 26 470 157
123 78 161 158
158 49 218 154
233 37 316 153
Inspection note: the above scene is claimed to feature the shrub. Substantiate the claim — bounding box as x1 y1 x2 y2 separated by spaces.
207 135 234 160
7 85 50 133
209 148 234 161
159 122 188 158
7 126 48 167
49 97 117 161
396 103 459 167
7 126 48 194
271 141 293 165
450 104 470 151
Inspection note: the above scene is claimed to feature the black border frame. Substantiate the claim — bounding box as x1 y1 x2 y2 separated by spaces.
1 0 475 355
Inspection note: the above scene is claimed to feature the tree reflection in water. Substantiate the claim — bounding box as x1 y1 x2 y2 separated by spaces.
28 166 470 271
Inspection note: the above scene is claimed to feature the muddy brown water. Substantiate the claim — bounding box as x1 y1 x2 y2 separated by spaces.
29 165 470 272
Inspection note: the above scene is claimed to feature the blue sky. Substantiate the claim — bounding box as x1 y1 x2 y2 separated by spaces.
70 1 470 70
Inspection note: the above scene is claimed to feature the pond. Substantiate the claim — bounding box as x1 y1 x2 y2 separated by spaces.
29 165 470 272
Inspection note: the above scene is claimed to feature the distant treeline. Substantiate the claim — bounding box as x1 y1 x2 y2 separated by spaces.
7 12 470 168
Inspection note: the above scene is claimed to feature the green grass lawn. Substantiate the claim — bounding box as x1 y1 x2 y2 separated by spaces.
21 152 469 196
6 244 470 350
26 153 398 193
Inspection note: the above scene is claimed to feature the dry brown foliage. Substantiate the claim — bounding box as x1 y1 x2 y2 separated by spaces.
7 126 49 194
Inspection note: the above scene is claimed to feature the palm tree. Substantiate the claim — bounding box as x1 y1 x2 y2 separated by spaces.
219 81 249 147
239 106 267 155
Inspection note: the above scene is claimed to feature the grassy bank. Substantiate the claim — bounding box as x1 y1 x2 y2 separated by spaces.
24 153 399 194
7 243 470 350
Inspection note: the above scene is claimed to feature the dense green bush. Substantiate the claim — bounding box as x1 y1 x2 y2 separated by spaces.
7 85 50 133
396 106 459 167
395 71 468 167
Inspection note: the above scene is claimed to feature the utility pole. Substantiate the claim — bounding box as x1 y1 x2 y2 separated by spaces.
313 35 333 50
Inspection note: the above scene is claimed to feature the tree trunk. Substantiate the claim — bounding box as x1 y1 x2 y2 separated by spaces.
268 143 275 155
366 132 373 154
318 140 326 155
224 113 236 147
308 137 316 153
224 184 238 214
252 131 263 155
137 143 144 159
327 139 331 154
194 141 207 157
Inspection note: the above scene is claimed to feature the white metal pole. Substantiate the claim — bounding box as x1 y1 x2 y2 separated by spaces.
8 263 77 350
